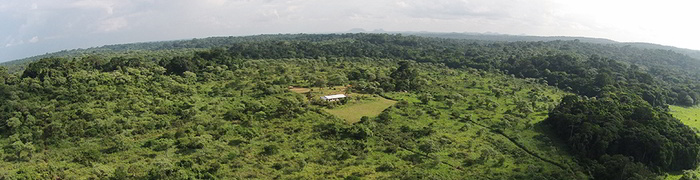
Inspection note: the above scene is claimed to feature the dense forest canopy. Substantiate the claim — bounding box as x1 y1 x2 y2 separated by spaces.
1 33 700 179
0 56 581 179
6 33 698 107
547 93 700 173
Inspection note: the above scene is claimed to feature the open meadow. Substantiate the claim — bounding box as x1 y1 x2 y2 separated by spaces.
289 86 397 124
324 96 396 123
670 105 700 131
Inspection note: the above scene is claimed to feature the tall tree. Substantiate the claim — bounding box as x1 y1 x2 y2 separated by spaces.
390 61 419 91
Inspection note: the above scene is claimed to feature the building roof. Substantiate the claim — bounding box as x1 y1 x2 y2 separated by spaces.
321 94 347 100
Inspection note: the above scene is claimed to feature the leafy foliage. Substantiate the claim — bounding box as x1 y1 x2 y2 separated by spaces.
547 93 700 178
0 33 699 179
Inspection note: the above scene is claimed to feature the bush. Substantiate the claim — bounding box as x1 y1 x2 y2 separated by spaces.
384 146 398 154
74 148 102 166
111 166 128 180
680 170 700 180
547 94 700 172
377 111 392 124
175 137 205 152
418 141 437 154
143 138 174 151
262 145 279 156
376 163 396 172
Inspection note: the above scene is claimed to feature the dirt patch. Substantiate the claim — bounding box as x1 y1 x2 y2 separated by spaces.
289 87 311 94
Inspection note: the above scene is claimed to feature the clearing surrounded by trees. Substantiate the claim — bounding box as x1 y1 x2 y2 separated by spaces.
324 96 396 123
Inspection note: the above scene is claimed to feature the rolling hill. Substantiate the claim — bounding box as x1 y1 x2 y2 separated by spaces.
1 33 700 179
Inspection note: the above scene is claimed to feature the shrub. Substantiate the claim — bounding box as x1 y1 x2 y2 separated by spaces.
262 145 279 156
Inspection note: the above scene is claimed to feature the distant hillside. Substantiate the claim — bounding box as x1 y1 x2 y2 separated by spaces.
405 32 700 60
621 42 700 60
408 32 619 44
4 32 700 73
0 34 318 73
410 32 700 59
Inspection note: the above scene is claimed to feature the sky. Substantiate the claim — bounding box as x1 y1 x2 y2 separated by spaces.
1 0 699 62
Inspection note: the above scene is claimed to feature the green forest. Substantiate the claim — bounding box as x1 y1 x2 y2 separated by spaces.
1 33 700 179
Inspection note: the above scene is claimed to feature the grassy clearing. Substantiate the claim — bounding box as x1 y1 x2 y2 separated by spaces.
288 87 311 93
288 85 397 124
325 97 397 123
670 105 700 131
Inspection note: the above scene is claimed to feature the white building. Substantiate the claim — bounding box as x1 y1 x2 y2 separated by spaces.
320 94 347 101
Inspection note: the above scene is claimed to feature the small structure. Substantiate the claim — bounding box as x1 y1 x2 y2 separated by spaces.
321 94 347 101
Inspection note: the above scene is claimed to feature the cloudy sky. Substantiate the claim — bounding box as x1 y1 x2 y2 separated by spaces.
1 0 699 62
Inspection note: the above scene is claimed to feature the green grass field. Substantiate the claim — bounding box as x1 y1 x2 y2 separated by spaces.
288 86 397 124
670 105 700 131
325 97 396 123
288 87 311 93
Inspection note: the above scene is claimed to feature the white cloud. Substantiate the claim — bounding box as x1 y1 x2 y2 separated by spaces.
202 0 228 6
71 0 117 15
2 0 700 62
257 9 281 21
28 36 39 43
98 17 128 32
3 38 24 47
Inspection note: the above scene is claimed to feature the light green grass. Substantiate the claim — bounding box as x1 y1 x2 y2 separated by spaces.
288 87 311 93
664 172 683 180
670 105 700 131
325 97 396 124
290 85 396 123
